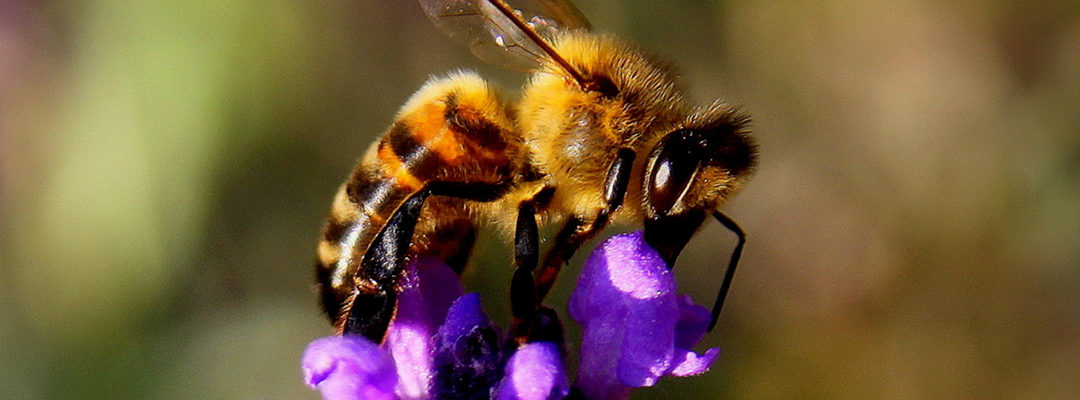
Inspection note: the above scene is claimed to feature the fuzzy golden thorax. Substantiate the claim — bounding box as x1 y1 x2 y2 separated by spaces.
516 32 693 223
514 32 754 227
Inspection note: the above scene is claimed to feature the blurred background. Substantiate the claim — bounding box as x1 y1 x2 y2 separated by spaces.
2 1 1078 399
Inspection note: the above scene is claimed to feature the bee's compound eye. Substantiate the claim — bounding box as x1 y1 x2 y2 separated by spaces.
648 130 700 215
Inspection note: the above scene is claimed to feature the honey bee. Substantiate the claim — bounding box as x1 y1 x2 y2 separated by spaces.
316 0 756 342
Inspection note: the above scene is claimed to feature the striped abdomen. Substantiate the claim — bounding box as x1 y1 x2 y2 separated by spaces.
316 73 521 324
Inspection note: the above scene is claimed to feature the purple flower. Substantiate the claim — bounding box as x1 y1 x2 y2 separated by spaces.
494 342 570 400
384 258 464 398
302 231 719 400
302 336 397 400
429 293 503 398
570 231 720 400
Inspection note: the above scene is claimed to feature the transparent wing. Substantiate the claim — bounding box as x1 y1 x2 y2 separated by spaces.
420 0 591 72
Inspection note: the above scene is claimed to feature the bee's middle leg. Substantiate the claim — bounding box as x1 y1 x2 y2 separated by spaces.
513 149 637 342
532 148 637 303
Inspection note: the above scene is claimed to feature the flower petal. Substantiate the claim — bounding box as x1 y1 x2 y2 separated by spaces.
384 258 464 399
666 294 720 376
570 231 672 399
302 336 397 400
494 342 570 400
569 231 722 399
668 347 721 377
416 257 466 326
431 293 503 399
673 295 711 350
436 293 491 343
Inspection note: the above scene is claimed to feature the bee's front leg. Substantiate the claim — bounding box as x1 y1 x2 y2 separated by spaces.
705 210 745 331
642 210 746 332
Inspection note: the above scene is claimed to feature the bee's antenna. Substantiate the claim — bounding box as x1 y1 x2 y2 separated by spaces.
486 0 592 91
709 210 745 331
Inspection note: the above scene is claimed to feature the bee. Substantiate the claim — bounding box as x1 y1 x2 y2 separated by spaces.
316 0 756 343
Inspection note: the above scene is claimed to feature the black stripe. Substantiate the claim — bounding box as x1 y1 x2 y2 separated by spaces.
386 119 450 181
346 165 387 206
387 121 425 165
322 219 350 243
315 260 345 324
444 93 507 152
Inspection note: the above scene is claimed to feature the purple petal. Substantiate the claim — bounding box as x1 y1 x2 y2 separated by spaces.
668 347 721 377
436 293 491 342
431 293 503 398
617 295 678 386
570 232 669 399
673 295 711 350
384 258 464 399
574 321 631 400
302 336 397 400
569 231 721 399
416 257 465 326
494 342 570 400
667 294 720 376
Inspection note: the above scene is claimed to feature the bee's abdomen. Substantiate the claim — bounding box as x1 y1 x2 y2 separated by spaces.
375 90 516 187
316 72 520 323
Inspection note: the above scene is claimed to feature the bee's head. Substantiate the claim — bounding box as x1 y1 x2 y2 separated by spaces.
641 104 754 262
644 104 755 219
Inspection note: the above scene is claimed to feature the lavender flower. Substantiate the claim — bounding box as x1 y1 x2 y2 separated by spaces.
429 293 503 399
302 231 719 400
302 336 397 400
494 342 569 400
569 231 720 400
384 258 464 398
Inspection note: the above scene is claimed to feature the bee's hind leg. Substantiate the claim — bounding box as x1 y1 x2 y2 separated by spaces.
342 181 510 341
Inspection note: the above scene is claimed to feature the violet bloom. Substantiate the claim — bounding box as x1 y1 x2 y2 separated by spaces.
302 231 719 400
302 335 398 400
570 231 720 400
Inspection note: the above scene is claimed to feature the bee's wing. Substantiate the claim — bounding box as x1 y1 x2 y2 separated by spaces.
420 0 591 72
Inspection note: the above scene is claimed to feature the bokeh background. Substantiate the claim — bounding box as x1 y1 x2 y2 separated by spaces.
2 1 1078 399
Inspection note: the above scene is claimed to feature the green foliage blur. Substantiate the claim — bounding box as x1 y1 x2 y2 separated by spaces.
2 1 1078 399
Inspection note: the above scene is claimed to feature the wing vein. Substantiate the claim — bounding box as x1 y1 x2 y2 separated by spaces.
419 0 592 80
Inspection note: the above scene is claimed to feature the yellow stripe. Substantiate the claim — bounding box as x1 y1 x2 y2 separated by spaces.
410 105 468 163
317 241 340 267
377 143 424 190
329 187 360 223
